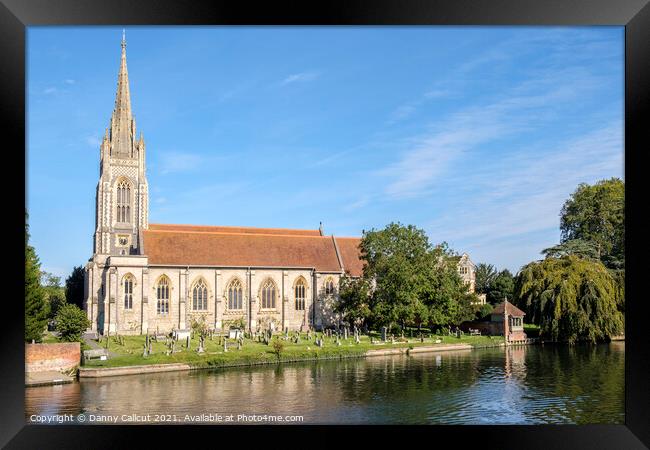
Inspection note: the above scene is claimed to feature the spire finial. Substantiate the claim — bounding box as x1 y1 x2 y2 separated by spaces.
121 29 126 49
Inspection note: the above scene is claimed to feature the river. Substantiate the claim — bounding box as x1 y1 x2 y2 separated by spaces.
25 342 624 425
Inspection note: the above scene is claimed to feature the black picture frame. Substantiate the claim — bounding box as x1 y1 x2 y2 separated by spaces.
3 0 648 448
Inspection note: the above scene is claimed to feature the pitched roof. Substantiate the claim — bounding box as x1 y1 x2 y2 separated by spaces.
148 223 322 237
335 237 365 277
143 225 341 270
492 300 526 316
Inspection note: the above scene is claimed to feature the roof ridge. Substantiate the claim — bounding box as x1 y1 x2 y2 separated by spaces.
144 229 333 238
149 223 321 233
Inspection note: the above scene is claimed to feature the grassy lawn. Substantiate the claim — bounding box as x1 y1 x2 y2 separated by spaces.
82 332 502 369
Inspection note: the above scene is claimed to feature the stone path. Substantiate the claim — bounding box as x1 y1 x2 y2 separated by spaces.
83 336 119 358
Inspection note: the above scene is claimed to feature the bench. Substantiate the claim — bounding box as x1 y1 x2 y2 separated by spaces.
469 328 481 336
83 349 109 361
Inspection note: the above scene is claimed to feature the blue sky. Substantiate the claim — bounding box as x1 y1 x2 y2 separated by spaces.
27 26 624 280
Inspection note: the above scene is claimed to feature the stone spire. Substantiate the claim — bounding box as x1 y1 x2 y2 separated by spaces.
110 29 135 158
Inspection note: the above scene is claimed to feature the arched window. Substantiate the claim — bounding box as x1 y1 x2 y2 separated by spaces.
123 275 133 309
156 276 170 315
260 279 277 309
227 279 243 310
295 278 306 311
192 279 208 311
116 179 132 223
325 277 335 296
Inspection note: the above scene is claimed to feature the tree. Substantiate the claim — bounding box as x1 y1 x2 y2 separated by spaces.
25 213 48 343
335 275 372 328
541 239 600 260
475 303 493 321
358 223 474 330
514 255 623 344
55 304 90 342
487 269 515 305
41 271 67 319
65 266 85 309
560 178 624 269
474 263 497 294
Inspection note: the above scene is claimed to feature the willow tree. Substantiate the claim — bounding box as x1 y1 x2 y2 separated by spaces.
514 255 623 343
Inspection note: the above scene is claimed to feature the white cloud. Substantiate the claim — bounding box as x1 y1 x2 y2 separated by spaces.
85 135 102 148
64 79 75 85
43 87 57 95
281 71 319 85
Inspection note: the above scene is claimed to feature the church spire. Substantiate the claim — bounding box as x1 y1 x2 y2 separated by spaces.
110 29 134 157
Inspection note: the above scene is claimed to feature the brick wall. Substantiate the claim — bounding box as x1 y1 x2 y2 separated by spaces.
25 343 81 373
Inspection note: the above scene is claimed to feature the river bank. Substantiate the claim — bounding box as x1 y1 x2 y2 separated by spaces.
77 333 496 379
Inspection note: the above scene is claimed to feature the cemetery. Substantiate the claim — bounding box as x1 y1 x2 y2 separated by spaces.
79 326 500 375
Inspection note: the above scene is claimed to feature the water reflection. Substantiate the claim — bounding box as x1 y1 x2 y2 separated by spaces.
25 343 624 424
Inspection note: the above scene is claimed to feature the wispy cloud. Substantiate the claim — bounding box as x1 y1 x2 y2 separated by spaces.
426 120 623 268
43 87 57 95
64 79 75 85
381 66 607 199
280 71 319 85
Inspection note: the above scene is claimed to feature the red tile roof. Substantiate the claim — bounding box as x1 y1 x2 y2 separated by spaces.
148 223 322 237
492 300 526 317
143 225 342 271
335 237 365 277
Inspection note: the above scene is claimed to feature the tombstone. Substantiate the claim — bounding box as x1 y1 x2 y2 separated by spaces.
142 343 148 357
318 339 324 348
174 329 191 342
148 342 153 355
307 329 312 340
391 335 395 345
344 328 349 340
197 336 205 353
420 334 424 343
381 327 388 342
237 339 242 351
186 336 191 348
223 338 228 352
456 329 462 339
355 334 361 344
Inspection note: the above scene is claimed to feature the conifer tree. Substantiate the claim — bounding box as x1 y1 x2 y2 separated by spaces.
25 213 48 342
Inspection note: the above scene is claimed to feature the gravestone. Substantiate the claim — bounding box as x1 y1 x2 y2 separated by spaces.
355 334 360 344
186 336 191 348
237 339 242 350
223 338 228 352
381 327 388 342
229 329 242 340
174 329 191 342
197 336 205 353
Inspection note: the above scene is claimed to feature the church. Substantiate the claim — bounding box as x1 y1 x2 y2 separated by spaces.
83 36 476 336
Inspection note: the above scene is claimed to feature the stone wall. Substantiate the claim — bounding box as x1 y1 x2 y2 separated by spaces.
25 343 81 373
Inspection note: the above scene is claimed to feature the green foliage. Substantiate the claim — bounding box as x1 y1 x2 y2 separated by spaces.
190 315 209 338
514 255 623 344
25 214 48 343
357 222 474 329
486 269 515 305
271 339 285 360
560 178 624 269
55 304 90 342
65 266 86 309
41 271 67 319
335 275 372 327
475 303 493 320
541 239 600 260
474 263 497 294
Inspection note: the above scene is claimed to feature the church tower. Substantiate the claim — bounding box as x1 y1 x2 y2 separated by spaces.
93 31 148 256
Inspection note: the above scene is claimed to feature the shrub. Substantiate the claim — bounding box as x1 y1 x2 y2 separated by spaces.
271 339 285 360
55 304 90 342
